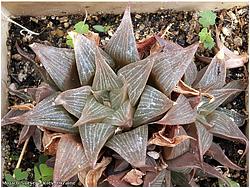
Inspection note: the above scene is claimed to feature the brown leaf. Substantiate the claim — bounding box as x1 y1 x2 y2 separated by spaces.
107 170 131 187
163 126 191 160
148 126 195 147
11 103 34 111
18 125 36 146
122 169 145 186
42 130 63 156
137 35 156 58
85 157 112 187
174 80 200 96
85 31 100 46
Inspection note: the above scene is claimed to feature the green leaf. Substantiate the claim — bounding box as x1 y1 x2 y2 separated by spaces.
39 163 53 177
39 155 48 164
34 165 42 182
198 28 215 50
74 21 89 34
218 177 240 187
41 175 53 182
5 173 16 183
199 10 216 28
66 34 74 48
93 25 110 33
14 168 29 181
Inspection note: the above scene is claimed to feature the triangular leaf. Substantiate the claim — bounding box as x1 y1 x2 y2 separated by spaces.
106 125 148 167
194 50 226 91
207 110 248 157
194 121 213 164
92 48 122 91
156 94 196 125
151 43 199 96
133 85 173 127
148 169 168 187
55 86 92 118
118 57 154 106
105 7 139 67
79 123 115 167
199 87 243 116
29 43 80 91
206 143 243 170
53 134 89 184
10 93 78 133
73 95 114 127
104 100 134 128
18 125 36 145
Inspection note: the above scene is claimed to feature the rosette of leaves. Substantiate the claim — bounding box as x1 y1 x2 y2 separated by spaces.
2 7 248 187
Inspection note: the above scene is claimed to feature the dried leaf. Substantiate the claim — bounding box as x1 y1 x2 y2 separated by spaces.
106 125 148 167
73 95 114 127
174 80 200 96
104 100 134 128
42 130 63 156
207 110 248 158
216 27 248 69
118 57 154 106
163 126 190 160
10 93 78 133
79 123 115 167
105 7 140 67
156 94 196 125
55 86 92 118
107 170 131 187
194 50 226 91
85 31 100 45
122 169 145 186
151 43 199 96
137 35 156 58
206 143 243 170
33 128 43 151
85 157 112 187
148 127 194 147
133 85 173 127
53 134 89 184
29 43 80 91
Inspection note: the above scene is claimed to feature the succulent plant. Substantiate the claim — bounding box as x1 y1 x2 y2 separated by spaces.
2 7 248 187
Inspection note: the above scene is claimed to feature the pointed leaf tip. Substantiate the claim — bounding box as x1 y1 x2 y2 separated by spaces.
105 7 140 67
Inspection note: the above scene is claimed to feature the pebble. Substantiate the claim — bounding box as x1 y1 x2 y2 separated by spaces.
11 54 22 61
59 16 68 23
18 71 27 82
237 149 243 155
30 17 39 23
222 27 232 36
234 37 242 47
135 14 141 19
63 22 69 28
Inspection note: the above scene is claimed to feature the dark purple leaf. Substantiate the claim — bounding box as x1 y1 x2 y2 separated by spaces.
29 43 80 91
55 86 92 118
106 125 148 167
156 94 196 125
53 134 89 184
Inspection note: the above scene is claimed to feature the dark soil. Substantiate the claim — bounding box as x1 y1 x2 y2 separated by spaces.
2 5 248 187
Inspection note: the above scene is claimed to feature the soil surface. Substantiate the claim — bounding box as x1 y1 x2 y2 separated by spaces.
2 5 248 187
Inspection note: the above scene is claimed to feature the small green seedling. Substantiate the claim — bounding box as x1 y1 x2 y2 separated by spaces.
198 28 215 50
198 10 216 50
34 155 53 184
199 10 216 28
93 25 110 33
4 168 30 187
218 177 240 187
66 21 90 48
